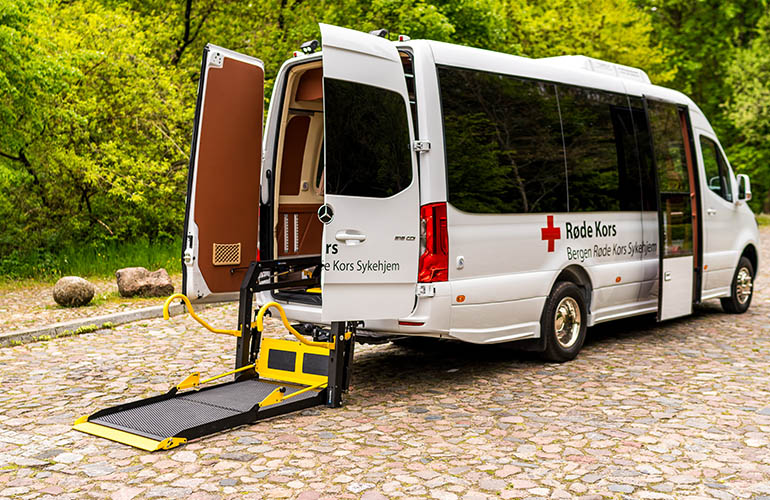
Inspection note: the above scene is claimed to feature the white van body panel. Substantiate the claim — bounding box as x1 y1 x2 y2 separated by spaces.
660 256 694 319
319 24 421 321
694 127 757 298
256 31 758 344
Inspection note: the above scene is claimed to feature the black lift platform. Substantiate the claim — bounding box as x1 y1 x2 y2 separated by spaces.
74 258 355 451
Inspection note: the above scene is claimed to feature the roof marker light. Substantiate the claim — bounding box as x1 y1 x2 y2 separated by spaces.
398 35 411 42
369 28 389 38
300 39 319 54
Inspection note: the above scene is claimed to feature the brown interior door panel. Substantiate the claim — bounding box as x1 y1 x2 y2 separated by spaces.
193 56 263 293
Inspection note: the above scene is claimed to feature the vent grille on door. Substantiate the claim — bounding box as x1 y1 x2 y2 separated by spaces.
212 243 241 266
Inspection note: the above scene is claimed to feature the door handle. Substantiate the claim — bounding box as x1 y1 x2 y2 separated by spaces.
707 208 717 216
335 230 366 245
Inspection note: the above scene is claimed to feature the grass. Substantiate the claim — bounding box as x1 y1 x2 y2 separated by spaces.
756 213 770 226
0 239 181 282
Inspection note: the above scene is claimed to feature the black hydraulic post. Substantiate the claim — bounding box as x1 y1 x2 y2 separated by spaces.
326 321 349 408
342 326 356 393
235 261 259 377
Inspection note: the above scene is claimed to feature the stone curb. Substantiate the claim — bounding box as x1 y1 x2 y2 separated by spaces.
0 301 230 347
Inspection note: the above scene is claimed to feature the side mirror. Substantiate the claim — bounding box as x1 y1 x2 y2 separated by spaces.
737 174 752 201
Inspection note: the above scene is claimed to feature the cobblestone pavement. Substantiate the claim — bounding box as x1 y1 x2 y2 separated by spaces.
0 274 182 334
1 241 769 499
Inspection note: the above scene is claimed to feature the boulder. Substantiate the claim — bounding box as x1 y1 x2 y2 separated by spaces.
115 267 174 298
53 276 95 307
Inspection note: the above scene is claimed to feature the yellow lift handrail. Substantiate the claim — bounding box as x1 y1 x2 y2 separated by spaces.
255 301 336 350
163 293 241 337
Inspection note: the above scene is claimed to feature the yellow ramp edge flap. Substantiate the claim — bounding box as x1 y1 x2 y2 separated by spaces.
73 417 186 452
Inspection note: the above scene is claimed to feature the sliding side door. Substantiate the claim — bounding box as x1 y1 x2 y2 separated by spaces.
646 98 699 321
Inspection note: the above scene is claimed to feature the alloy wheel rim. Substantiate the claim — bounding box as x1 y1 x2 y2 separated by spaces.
736 267 753 305
554 296 581 348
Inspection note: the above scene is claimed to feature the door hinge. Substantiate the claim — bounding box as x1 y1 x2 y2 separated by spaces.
210 51 224 68
183 234 194 266
412 140 431 153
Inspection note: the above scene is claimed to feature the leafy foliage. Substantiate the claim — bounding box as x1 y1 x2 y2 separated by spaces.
1 0 768 276
638 0 770 210
724 11 770 211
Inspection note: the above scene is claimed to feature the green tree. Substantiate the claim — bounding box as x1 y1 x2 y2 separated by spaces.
0 0 74 251
637 0 767 124
724 11 770 212
500 0 675 84
0 0 715 267
0 0 189 256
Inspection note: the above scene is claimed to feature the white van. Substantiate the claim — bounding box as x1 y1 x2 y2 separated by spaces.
182 24 759 362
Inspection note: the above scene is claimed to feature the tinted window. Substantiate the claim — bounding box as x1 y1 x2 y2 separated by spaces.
628 97 658 212
647 101 689 193
324 78 412 198
557 86 640 211
399 50 418 136
438 66 567 213
647 100 692 257
700 136 732 202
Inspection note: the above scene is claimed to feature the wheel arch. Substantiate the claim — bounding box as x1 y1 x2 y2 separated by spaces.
551 265 594 314
741 244 759 278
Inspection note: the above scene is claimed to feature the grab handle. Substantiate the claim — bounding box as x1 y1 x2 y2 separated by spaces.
255 301 336 350
335 230 366 245
163 293 241 337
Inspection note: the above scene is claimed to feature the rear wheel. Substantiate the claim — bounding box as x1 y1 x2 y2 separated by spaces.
720 256 754 314
541 281 587 362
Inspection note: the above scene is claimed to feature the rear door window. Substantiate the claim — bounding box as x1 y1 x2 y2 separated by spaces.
324 78 412 198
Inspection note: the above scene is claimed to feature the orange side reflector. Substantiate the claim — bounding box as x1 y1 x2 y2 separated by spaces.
456 295 466 303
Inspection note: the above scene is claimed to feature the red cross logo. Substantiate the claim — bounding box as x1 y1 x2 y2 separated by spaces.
541 215 561 252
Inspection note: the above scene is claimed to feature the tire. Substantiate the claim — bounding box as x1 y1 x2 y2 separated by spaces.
720 256 754 314
541 281 587 362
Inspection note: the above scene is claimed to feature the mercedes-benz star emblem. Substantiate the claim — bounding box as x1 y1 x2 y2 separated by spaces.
317 204 334 224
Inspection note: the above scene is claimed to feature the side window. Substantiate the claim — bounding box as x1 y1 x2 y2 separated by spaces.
647 99 692 257
699 136 733 202
324 78 412 198
717 149 733 202
628 97 657 212
399 50 418 136
557 85 640 211
647 101 689 193
438 66 567 214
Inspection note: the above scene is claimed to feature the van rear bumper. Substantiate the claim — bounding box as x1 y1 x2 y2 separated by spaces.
257 282 452 338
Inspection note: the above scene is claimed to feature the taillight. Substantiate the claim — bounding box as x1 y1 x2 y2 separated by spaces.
418 202 448 282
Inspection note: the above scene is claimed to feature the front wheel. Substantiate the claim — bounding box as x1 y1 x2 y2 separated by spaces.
541 281 587 362
720 256 754 314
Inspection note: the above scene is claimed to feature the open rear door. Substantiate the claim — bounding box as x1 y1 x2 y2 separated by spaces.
320 24 420 321
182 45 264 302
645 98 696 320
